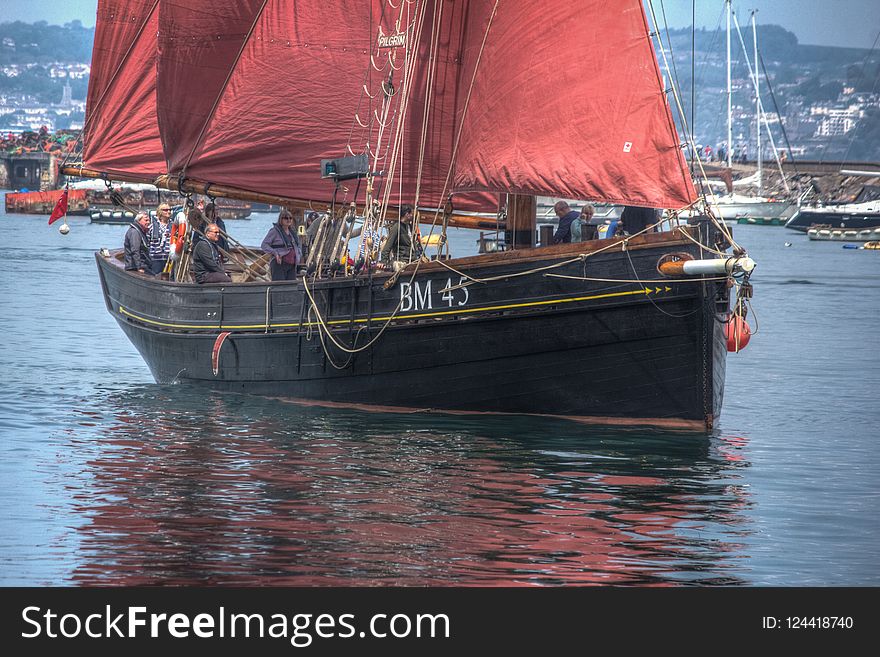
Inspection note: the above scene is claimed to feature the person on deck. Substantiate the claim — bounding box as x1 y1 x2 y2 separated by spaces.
148 202 173 275
614 206 659 237
261 209 302 281
355 217 381 265
573 203 598 241
193 223 232 283
379 204 420 265
302 211 319 259
551 201 580 244
124 212 152 275
203 202 229 256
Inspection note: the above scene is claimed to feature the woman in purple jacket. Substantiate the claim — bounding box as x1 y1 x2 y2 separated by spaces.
261 209 302 281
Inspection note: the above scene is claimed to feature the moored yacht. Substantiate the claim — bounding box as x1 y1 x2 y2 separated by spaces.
785 200 880 233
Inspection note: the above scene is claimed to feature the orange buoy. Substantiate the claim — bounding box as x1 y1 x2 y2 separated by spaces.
725 315 751 352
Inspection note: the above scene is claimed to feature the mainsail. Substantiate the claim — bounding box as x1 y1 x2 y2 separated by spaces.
84 0 695 210
453 0 695 207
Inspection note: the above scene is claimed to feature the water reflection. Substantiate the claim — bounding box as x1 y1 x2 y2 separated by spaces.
70 388 754 586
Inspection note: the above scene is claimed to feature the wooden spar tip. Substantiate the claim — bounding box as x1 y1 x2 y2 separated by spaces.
658 255 755 276
60 164 157 186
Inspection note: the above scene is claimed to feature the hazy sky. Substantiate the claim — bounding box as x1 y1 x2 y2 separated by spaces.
4 0 879 49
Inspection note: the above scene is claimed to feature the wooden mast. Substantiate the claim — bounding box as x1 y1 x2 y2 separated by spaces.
505 194 536 249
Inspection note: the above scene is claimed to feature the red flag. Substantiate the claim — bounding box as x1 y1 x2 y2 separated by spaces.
48 187 68 225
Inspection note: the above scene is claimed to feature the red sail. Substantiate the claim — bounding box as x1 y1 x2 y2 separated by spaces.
452 0 695 208
146 1 692 208
156 0 267 176
156 0 478 210
83 0 165 178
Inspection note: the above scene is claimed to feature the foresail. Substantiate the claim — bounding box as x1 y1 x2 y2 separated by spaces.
452 0 696 208
84 0 166 178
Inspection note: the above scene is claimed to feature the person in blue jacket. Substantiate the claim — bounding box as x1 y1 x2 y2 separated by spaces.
552 201 580 244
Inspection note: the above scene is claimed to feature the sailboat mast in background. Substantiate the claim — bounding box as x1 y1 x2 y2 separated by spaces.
726 0 733 169
753 10 761 195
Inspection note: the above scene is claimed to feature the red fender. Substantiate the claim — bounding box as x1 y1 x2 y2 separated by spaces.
725 315 751 352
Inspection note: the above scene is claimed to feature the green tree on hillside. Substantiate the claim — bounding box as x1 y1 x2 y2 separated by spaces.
0 20 94 64
793 76 844 103
846 63 880 92
845 108 880 161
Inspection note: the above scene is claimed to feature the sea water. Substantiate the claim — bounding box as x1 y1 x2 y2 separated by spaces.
0 201 877 585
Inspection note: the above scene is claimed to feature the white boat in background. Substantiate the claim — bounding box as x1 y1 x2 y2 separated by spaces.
710 193 797 224
786 200 880 233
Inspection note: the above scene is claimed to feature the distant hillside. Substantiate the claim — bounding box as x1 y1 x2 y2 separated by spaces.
659 23 880 160
0 21 93 105
663 25 874 65
0 20 94 64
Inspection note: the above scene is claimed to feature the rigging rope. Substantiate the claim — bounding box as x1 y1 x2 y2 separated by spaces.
434 216 688 292
302 276 403 356
839 29 880 165
730 11 789 194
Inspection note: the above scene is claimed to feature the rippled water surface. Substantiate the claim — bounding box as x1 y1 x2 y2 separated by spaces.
1 201 878 586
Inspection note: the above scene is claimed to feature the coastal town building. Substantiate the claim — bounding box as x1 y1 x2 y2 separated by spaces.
812 103 864 136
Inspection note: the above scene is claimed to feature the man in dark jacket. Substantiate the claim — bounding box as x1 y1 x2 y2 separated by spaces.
552 201 580 244
380 204 420 264
124 212 152 274
615 206 659 236
193 223 232 283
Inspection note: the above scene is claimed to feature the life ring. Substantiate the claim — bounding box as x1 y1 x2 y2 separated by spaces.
168 219 188 259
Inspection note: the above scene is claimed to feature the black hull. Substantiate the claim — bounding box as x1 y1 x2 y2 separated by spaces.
98 225 730 431
785 209 880 232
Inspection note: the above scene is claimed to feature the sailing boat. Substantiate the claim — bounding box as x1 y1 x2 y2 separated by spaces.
63 0 755 431
710 1 797 225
